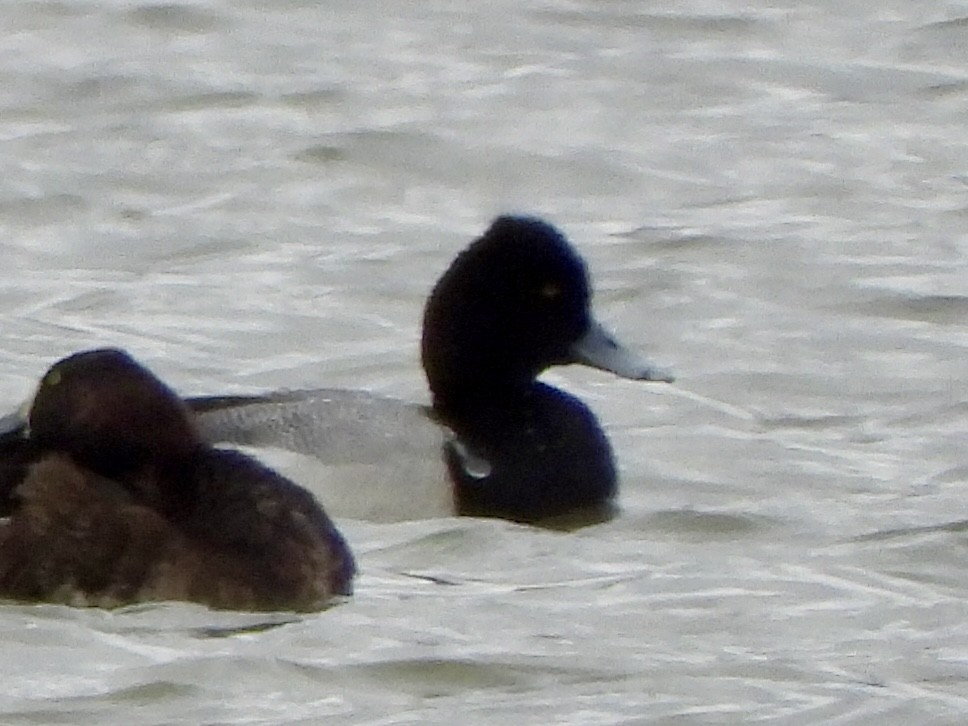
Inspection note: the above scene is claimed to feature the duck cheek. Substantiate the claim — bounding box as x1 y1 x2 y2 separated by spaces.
523 318 579 368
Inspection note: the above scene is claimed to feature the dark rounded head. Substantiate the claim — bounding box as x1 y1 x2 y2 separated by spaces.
421 215 672 413
28 348 201 478
422 216 592 407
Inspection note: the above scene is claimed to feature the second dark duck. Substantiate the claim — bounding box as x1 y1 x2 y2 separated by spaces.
189 216 674 524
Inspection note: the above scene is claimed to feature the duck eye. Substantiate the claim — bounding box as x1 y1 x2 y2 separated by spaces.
539 282 561 300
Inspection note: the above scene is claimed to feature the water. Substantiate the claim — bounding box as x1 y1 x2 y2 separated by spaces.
3 0 968 722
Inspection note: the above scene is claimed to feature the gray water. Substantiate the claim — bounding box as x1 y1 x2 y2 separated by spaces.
3 0 968 722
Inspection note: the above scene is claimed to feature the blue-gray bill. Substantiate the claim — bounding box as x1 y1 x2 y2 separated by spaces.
569 320 674 383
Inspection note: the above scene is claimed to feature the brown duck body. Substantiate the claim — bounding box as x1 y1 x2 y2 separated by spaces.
0 349 354 611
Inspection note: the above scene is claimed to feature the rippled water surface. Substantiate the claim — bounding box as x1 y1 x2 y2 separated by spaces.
3 0 968 723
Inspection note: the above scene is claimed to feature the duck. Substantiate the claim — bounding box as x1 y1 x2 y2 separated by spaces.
186 216 673 524
0 348 355 611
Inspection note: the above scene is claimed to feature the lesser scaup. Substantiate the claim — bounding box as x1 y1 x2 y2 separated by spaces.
0 349 355 611
186 216 673 524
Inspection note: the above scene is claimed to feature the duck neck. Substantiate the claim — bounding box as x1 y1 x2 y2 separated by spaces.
430 377 536 431
113 450 201 516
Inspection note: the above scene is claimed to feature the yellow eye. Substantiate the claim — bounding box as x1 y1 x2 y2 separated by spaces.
540 282 561 300
44 369 62 387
